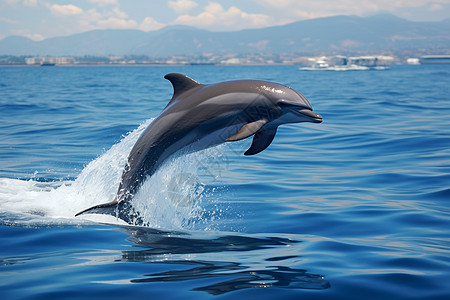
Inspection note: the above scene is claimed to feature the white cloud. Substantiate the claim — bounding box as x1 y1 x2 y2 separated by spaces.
89 0 118 6
49 4 83 16
428 3 444 11
112 7 128 19
75 6 166 32
168 0 198 14
76 6 148 31
25 32 44 41
97 16 137 29
254 0 450 19
23 0 37 6
79 8 101 29
2 0 37 6
2 0 20 5
45 4 137 31
11 29 43 40
173 2 276 30
0 16 19 24
140 17 165 31
0 0 37 9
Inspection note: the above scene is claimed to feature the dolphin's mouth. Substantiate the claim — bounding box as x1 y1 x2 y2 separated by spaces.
297 109 323 123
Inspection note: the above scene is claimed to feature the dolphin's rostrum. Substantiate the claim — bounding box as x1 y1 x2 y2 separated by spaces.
75 73 322 224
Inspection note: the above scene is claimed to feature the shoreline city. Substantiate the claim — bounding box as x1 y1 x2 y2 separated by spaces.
1 53 450 67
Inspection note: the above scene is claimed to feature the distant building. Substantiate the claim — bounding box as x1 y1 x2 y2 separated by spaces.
221 58 242 64
301 55 394 71
25 57 75 65
347 56 394 67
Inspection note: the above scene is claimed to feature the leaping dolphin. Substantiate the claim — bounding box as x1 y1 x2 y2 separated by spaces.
75 73 322 224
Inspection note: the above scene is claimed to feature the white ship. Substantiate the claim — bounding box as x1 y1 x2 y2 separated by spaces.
420 55 450 64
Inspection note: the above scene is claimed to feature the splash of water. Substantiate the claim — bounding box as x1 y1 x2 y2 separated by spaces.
0 118 225 229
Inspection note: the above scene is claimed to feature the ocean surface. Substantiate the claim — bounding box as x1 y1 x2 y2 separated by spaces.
0 65 449 299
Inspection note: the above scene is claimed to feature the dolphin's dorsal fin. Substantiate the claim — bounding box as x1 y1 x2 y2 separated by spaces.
164 73 202 104
244 127 278 155
226 120 267 142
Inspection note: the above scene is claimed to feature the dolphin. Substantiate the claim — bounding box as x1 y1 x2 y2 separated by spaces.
75 73 322 223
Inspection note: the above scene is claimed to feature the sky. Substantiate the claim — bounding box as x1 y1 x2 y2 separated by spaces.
1 0 450 41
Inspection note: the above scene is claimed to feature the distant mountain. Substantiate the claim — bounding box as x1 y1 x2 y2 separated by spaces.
1 14 449 56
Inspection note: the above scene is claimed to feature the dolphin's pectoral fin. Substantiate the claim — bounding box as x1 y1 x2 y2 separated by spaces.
226 120 267 142
244 127 278 156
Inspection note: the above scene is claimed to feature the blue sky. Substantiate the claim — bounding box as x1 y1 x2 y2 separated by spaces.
1 0 449 40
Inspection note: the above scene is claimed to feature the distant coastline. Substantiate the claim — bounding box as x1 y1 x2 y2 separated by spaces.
1 54 449 67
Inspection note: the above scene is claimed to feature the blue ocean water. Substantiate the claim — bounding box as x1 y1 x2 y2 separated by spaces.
0 65 449 299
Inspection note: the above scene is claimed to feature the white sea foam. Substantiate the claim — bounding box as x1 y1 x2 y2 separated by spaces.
0 118 226 229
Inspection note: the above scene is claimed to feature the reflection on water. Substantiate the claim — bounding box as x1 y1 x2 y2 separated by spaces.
119 227 330 295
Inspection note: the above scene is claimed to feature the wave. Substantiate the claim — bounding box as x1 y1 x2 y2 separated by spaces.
0 118 225 230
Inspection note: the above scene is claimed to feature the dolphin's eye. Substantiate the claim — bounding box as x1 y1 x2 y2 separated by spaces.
278 96 312 110
278 101 312 112
278 99 290 106
278 99 299 107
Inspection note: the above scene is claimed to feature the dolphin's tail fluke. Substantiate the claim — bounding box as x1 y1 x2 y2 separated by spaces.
75 198 142 225
75 199 120 217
